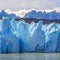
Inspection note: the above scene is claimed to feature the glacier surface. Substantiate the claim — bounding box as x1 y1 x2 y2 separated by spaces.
0 18 60 53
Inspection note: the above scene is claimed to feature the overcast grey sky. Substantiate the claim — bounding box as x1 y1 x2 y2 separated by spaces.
0 0 60 11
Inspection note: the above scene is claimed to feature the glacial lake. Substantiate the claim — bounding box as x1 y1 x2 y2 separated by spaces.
0 53 60 60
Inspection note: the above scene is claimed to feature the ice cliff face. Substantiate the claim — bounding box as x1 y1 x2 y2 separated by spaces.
28 21 45 52
0 18 60 53
44 23 58 52
0 19 19 53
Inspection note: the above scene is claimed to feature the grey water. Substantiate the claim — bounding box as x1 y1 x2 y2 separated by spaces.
0 53 60 60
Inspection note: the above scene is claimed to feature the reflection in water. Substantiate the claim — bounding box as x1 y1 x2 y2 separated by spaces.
0 53 60 60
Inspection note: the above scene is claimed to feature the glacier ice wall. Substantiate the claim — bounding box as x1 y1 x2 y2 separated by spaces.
0 18 60 53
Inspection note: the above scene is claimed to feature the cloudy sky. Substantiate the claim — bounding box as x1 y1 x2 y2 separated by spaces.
0 0 60 11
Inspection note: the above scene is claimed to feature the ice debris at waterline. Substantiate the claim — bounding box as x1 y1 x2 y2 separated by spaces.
0 18 60 53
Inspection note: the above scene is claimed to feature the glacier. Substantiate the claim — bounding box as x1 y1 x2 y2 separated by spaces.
44 23 58 52
0 18 60 53
28 21 45 52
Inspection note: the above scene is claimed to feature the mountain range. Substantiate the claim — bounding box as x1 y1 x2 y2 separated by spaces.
0 9 60 19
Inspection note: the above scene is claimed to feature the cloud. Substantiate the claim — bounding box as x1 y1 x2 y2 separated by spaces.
5 7 60 18
0 0 60 10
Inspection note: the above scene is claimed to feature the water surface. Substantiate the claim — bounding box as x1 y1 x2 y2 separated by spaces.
0 53 60 60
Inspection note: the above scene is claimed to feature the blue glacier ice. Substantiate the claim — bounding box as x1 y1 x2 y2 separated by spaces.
57 25 60 52
0 18 60 53
28 21 45 52
16 20 30 52
44 23 58 52
0 19 19 53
